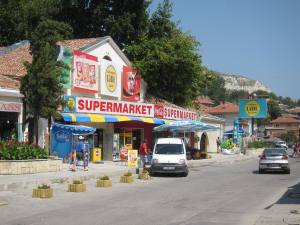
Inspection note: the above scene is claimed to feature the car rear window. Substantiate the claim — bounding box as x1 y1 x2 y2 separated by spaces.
155 144 184 154
264 149 286 155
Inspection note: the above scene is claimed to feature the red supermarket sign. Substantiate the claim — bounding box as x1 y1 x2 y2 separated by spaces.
64 96 196 120
0 101 22 112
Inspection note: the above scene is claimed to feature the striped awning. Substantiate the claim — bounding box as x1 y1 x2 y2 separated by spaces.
60 113 165 125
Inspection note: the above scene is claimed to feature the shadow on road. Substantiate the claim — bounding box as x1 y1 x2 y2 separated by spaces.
252 170 288 175
276 182 300 205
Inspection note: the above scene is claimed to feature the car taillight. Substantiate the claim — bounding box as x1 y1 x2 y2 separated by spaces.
260 154 266 160
152 158 159 164
282 155 288 160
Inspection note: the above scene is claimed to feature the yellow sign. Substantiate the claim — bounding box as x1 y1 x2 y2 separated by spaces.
127 149 138 167
105 65 117 92
245 101 260 117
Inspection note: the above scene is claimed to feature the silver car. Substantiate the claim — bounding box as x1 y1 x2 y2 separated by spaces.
259 148 290 174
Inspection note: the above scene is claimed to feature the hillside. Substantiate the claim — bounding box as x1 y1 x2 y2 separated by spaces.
219 73 271 93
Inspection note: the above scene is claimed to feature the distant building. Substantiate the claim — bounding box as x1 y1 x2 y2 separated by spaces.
265 116 300 139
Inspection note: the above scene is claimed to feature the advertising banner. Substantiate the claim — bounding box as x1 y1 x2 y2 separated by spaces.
73 50 98 93
0 101 22 112
239 98 268 119
127 149 138 167
122 66 141 101
63 96 197 120
74 96 155 117
57 46 73 88
99 59 121 98
162 106 197 120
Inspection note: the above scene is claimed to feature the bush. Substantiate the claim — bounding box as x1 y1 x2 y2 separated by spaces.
38 184 51 189
0 141 48 160
247 141 270 149
73 180 83 184
123 171 132 176
99 176 110 180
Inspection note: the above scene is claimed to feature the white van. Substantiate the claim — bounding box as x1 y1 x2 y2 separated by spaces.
150 138 189 177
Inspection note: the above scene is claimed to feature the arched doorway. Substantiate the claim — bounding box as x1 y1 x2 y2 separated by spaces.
200 133 208 152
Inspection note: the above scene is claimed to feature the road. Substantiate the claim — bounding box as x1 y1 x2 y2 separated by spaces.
0 156 299 225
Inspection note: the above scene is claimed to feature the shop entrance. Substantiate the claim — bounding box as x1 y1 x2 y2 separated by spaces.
200 133 208 152
0 112 18 141
113 128 143 161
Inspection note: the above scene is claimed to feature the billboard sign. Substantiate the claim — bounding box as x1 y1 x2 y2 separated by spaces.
122 66 141 101
73 51 98 93
239 98 267 119
99 59 121 98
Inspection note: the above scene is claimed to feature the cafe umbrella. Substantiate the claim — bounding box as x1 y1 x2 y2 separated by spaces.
153 120 219 134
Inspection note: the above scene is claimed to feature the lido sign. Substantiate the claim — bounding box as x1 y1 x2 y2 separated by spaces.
238 99 267 119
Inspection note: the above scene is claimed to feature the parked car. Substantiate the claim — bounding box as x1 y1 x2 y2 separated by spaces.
274 140 288 149
258 148 290 174
150 138 189 177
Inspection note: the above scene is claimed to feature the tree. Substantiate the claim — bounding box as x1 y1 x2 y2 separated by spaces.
0 0 61 46
127 0 203 106
267 99 282 120
21 18 72 145
198 69 226 105
281 131 298 144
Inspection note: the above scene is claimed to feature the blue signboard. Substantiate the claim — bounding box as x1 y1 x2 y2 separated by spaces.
64 96 76 112
233 118 239 143
239 98 267 119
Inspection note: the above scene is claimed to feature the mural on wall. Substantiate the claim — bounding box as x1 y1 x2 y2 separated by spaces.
122 66 141 101
73 50 98 93
99 59 121 98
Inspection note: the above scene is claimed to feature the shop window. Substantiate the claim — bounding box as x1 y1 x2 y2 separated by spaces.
103 55 112 61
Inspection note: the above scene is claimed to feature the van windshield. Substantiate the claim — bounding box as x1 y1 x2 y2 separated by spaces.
155 144 184 154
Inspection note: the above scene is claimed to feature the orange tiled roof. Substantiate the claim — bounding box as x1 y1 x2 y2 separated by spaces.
0 43 31 89
204 102 238 114
144 95 186 110
0 38 100 90
270 116 300 124
194 96 214 105
289 107 300 114
58 38 98 51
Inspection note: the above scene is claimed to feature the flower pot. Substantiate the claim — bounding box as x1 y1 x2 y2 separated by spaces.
32 188 53 198
120 175 134 183
138 172 151 180
96 179 112 188
68 183 86 192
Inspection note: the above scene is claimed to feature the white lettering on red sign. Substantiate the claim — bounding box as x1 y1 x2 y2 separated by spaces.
76 97 154 117
163 106 196 120
0 101 22 112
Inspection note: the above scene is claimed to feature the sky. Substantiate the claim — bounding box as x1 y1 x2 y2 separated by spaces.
150 0 300 100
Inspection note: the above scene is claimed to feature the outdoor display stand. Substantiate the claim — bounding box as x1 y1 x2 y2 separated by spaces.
51 123 96 159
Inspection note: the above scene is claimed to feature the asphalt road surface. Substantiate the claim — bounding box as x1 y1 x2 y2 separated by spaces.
1 155 300 225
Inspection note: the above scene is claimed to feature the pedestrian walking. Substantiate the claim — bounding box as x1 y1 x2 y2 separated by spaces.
216 137 221 153
139 139 149 168
292 143 298 158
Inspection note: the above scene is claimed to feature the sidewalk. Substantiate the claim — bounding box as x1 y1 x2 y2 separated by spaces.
0 153 258 192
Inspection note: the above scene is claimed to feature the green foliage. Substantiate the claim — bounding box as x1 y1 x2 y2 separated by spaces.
226 90 249 103
281 131 298 144
99 176 110 181
247 141 268 149
267 99 282 120
221 139 233 149
198 69 226 105
123 170 133 176
0 141 48 160
38 184 51 189
73 180 83 185
127 0 203 106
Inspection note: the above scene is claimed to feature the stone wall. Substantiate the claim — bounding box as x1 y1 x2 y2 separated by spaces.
0 159 63 175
